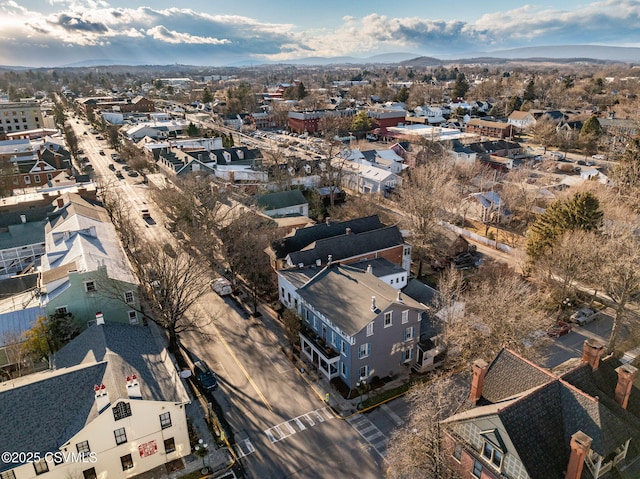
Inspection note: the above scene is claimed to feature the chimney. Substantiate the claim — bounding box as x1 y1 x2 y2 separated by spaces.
614 363 638 409
94 383 110 412
581 339 605 371
328 254 332 265
371 296 376 311
326 217 331 226
469 359 489 404
315 259 321 267
396 290 403 302
95 312 104 325
126 374 142 399
346 227 352 235
56 197 64 208
20 214 26 224
565 431 592 479
366 264 373 274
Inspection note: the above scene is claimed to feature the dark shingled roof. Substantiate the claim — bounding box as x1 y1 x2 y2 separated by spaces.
0 323 186 471
479 349 554 404
446 349 640 479
257 189 307 212
287 224 404 267
270 215 385 260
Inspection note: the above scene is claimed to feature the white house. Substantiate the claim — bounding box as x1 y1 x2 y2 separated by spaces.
0 321 191 479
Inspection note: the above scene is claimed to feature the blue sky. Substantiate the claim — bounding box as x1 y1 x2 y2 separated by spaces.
1 0 639 67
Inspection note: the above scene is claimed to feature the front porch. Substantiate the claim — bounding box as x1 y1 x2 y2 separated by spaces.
299 326 341 381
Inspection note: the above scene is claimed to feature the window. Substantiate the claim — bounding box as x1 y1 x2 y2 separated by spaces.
124 291 135 303
359 365 369 379
403 348 414 362
47 173 53 180
341 362 347 377
23 175 31 184
76 440 91 457
33 459 49 475
401 310 409 324
56 306 69 315
128 310 138 324
0 472 16 479
403 246 411 256
34 175 41 183
120 454 134 471
366 322 374 336
84 281 96 292
114 427 127 445
82 468 97 479
482 441 504 469
358 343 370 359
472 460 483 478
341 340 346 355
280 287 285 298
160 412 172 429
404 326 415 341
113 402 132 421
164 437 176 453
384 312 392 327
452 443 462 462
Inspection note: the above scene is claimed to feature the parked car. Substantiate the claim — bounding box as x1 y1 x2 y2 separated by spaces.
193 360 218 392
108 163 116 171
210 277 233 296
115 170 124 179
98 149 105 155
569 308 596 326
547 321 572 338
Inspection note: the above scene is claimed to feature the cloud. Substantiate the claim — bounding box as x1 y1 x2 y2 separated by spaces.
1 1 640 66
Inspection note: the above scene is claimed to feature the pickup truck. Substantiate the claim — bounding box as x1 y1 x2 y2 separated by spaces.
140 209 151 220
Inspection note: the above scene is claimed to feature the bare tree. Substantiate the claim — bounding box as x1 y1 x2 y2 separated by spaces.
136 243 211 352
386 374 468 479
397 152 459 275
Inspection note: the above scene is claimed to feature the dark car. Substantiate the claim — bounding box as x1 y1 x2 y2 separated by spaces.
193 360 218 392
547 321 572 338
108 163 116 171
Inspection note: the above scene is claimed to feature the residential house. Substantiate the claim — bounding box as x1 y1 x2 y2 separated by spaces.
295 263 427 389
409 106 446 125
39 193 141 328
288 109 356 135
0 321 191 479
466 119 514 139
266 215 386 271
284 224 411 272
256 189 309 218
507 111 536 131
464 192 510 224
333 154 401 195
443 341 640 479
450 140 477 164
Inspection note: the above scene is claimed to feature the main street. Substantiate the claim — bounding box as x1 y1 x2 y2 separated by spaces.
70 116 384 478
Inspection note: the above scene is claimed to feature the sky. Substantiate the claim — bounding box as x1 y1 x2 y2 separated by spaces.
1 0 640 67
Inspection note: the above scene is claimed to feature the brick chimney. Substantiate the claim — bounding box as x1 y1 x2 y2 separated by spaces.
614 363 638 409
565 431 592 479
56 197 64 208
581 339 605 371
469 359 489 404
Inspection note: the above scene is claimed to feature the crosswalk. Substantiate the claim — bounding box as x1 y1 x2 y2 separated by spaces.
233 438 256 459
264 407 335 443
346 414 388 458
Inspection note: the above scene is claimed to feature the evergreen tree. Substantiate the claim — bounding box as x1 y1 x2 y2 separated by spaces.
186 122 199 137
296 82 307 100
580 115 603 138
507 96 523 114
523 79 536 102
201 87 213 104
394 86 410 103
351 111 373 132
451 73 470 99
526 191 603 260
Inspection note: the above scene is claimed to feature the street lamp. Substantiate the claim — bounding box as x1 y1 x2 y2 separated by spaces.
194 438 209 473
356 379 367 410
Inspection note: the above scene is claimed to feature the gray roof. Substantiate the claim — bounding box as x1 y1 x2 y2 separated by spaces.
257 189 307 212
297 264 426 336
270 215 385 260
287 224 404 267
0 323 186 468
402 278 438 307
446 349 640 479
347 257 406 278
0 221 46 250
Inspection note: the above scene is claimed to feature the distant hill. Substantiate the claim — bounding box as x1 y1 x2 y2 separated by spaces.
484 45 640 63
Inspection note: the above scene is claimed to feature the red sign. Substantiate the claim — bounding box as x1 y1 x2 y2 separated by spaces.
138 440 158 458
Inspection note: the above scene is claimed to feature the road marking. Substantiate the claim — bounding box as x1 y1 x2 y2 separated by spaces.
346 414 388 458
234 438 256 458
264 407 334 443
203 306 273 413
380 403 405 427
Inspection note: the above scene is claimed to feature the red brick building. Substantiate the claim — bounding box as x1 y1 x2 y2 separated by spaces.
465 119 514 139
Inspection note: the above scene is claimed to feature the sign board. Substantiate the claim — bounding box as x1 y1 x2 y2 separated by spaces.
138 440 158 458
